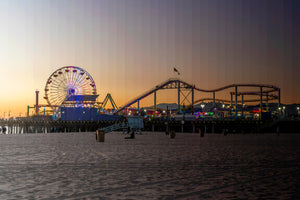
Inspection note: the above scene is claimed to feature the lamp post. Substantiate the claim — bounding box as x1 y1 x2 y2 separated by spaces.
297 107 299 117
201 104 205 111
283 106 286 118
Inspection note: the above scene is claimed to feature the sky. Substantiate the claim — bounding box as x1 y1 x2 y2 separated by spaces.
0 0 299 117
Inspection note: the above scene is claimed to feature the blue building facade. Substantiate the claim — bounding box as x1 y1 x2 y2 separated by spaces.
60 107 123 121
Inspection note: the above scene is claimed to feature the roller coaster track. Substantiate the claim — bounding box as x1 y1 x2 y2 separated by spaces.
113 78 280 114
113 78 189 114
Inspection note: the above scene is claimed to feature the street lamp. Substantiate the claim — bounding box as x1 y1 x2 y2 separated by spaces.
297 107 299 117
278 107 281 117
201 104 205 110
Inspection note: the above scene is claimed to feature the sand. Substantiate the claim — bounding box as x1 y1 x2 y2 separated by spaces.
0 132 299 199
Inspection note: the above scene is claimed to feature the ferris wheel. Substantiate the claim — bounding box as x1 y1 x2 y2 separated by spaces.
44 66 97 108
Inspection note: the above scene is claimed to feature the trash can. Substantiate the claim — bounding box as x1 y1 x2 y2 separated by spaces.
169 130 175 139
96 130 105 142
222 129 226 136
199 129 204 137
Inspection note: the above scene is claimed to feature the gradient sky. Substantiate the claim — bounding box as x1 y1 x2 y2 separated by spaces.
0 0 299 117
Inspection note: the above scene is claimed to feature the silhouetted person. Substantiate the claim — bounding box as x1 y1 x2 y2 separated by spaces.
130 131 135 139
125 128 135 139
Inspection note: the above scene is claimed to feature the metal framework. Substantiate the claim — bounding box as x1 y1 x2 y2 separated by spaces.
101 93 118 110
44 66 97 109
114 78 280 119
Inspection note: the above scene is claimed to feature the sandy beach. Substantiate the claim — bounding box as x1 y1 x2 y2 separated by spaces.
0 132 299 199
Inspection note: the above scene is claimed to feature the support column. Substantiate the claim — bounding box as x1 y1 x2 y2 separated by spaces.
266 93 269 112
154 91 157 118
178 81 180 113
35 90 39 115
260 86 263 120
192 87 194 115
278 88 281 117
138 100 140 116
278 88 281 107
235 86 238 119
230 93 233 116
242 94 244 118
213 91 215 108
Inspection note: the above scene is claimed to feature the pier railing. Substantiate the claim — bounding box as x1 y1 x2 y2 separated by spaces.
100 122 128 133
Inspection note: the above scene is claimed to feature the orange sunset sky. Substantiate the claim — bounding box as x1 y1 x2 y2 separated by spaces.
0 0 299 117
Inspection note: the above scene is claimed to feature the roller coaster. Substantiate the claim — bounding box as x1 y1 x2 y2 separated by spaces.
114 78 280 119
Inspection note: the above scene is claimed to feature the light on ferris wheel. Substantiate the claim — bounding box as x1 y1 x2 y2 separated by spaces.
44 66 97 109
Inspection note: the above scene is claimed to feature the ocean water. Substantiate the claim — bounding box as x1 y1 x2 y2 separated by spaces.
0 132 299 199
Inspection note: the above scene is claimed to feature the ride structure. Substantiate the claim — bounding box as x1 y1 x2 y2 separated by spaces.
101 93 118 111
42 66 100 120
27 66 281 121
27 66 120 120
114 78 281 119
44 66 97 108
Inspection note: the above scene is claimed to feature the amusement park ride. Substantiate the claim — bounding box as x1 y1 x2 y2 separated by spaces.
28 66 281 120
28 66 118 119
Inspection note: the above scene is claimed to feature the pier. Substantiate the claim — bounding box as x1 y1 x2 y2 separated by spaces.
2 66 298 134
1 117 299 134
